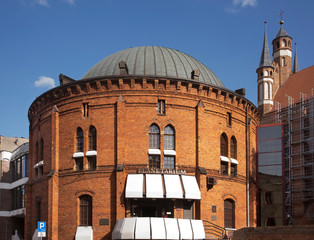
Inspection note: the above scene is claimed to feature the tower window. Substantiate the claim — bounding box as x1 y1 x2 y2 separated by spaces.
282 57 285 67
164 156 175 169
149 155 160 168
83 103 89 117
276 41 279 49
227 112 232 127
224 199 235 228
79 195 92 226
164 125 175 150
149 124 160 149
76 127 84 152
158 100 165 115
220 133 229 176
88 126 97 151
76 158 83 171
88 157 96 171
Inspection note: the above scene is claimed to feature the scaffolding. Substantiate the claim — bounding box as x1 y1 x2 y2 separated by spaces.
276 93 314 225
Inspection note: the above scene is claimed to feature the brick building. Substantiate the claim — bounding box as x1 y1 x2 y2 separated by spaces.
256 20 314 226
0 136 29 240
26 46 259 239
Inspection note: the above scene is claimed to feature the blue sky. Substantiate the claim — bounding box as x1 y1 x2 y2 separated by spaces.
1 0 313 138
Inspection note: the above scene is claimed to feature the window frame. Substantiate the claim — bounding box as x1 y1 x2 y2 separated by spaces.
76 127 84 152
79 195 92 226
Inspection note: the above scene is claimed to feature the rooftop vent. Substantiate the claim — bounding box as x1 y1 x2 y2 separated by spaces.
119 61 129 75
191 69 200 80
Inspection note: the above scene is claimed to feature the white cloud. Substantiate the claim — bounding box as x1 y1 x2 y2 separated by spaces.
35 0 49 7
225 0 257 13
34 76 56 89
233 0 257 7
63 0 76 5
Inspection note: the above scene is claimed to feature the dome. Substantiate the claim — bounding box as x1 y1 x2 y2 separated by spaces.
82 46 224 88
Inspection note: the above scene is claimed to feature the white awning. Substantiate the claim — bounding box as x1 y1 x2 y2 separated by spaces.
112 218 205 240
191 219 205 239
151 218 166 239
178 219 193 240
73 152 84 158
112 218 137 240
125 174 200 200
164 150 176 156
75 226 93 240
86 150 97 156
125 174 144 198
231 158 238 164
146 174 163 198
164 174 183 199
220 156 229 162
135 218 150 239
164 218 180 239
181 175 201 200
148 149 161 155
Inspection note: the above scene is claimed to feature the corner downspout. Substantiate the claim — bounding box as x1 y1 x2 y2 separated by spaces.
246 103 250 227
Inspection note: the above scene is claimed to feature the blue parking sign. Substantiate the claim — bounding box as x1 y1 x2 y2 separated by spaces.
38 221 46 237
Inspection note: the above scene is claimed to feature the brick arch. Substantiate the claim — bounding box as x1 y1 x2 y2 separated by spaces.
222 194 237 202
75 190 95 197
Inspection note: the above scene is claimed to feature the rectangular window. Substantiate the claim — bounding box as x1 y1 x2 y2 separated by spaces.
221 162 228 176
88 157 96 171
158 100 165 115
76 158 84 171
164 156 175 169
83 102 89 117
149 155 160 168
227 112 232 127
35 168 39 178
38 166 43 177
231 164 237 177
149 134 160 149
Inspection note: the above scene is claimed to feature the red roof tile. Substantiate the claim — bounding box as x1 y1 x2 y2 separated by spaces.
273 65 314 109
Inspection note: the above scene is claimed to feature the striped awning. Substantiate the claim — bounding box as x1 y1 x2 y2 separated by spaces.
112 218 205 240
125 174 201 200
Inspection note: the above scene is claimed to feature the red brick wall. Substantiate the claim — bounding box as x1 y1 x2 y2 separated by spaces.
26 77 259 239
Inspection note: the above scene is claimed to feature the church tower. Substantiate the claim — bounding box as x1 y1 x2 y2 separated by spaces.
256 21 274 115
271 20 292 94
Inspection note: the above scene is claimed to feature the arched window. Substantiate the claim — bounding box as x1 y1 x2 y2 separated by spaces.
164 125 175 150
220 133 228 157
230 136 237 177
40 139 44 160
76 127 84 152
264 70 269 76
220 133 228 176
269 83 272 99
276 41 279 49
282 39 287 47
36 141 39 163
288 40 291 47
149 124 160 149
230 136 237 159
79 195 92 226
88 126 97 151
264 82 269 99
88 126 97 170
164 125 175 169
282 57 285 67
149 124 160 168
259 84 263 101
224 199 235 228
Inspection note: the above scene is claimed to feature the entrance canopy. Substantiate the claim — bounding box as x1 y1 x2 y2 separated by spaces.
125 174 201 200
112 217 205 240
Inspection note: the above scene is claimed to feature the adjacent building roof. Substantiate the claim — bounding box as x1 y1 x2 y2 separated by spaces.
82 46 225 88
272 65 314 109
258 22 273 69
0 136 29 152
273 21 292 41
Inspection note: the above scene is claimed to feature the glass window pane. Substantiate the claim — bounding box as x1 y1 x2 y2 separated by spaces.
258 125 282 140
258 139 282 152
258 152 282 166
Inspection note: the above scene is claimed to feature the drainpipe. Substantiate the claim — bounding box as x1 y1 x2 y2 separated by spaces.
246 103 250 227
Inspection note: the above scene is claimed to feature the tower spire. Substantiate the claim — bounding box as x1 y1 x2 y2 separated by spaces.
292 43 299 73
258 21 273 69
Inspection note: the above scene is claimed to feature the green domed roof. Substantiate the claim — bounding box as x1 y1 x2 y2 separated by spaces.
83 46 224 88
